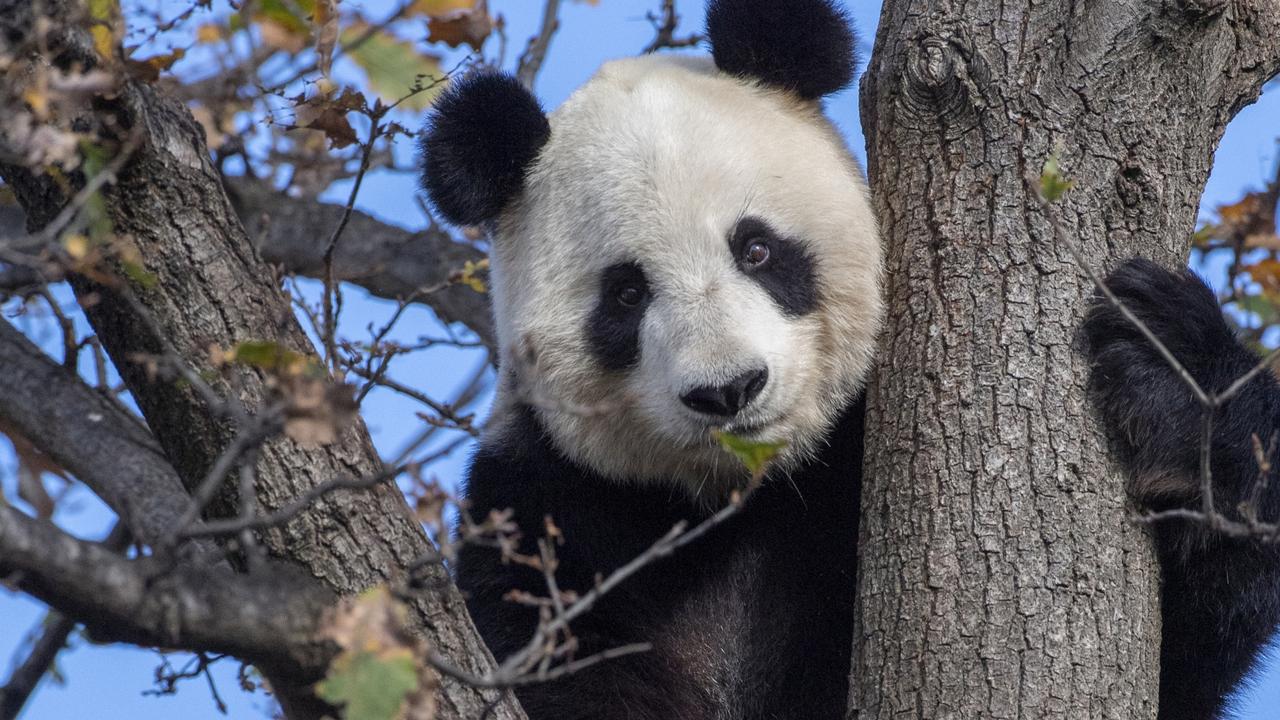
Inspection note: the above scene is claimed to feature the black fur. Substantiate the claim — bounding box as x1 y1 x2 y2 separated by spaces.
587 262 652 371
706 0 856 100
418 72 550 227
458 398 865 720
1084 258 1280 720
730 217 820 317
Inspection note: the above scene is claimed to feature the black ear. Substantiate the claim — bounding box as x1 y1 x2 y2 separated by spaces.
706 0 856 100
418 72 550 227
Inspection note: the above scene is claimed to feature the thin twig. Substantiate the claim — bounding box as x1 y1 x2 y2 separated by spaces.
179 460 414 539
347 365 481 437
495 486 755 683
36 289 78 371
166 410 285 544
321 128 380 375
641 0 703 54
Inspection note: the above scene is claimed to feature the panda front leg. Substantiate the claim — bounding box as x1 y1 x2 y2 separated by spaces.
1083 258 1280 720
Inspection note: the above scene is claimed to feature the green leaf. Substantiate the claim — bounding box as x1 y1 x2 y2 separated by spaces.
228 340 324 376
78 141 114 240
1039 153 1075 203
257 0 311 35
712 431 787 477
342 25 446 111
87 0 121 61
121 259 158 288
316 650 418 720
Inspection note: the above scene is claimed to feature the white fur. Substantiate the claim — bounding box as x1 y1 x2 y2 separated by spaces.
487 54 883 501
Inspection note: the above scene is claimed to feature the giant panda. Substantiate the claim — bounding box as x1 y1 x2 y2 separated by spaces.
418 0 1280 717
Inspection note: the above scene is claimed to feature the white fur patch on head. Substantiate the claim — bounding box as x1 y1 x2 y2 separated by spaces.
488 54 882 501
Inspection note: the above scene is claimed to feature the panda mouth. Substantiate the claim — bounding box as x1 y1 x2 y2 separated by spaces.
721 416 777 438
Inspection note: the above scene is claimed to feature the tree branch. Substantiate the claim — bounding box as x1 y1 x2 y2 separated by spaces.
0 614 77 720
0 523 129 720
516 0 561 89
0 318 214 551
0 505 337 685
3 182 496 351
224 178 495 352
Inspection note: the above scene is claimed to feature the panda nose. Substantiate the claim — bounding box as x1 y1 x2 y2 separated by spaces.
680 368 769 418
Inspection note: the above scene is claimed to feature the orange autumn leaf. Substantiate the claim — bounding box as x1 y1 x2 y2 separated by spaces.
427 0 493 51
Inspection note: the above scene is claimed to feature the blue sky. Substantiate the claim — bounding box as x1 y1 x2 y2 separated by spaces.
3 1 1279 717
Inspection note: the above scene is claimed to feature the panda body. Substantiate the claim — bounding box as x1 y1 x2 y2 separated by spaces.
461 402 864 719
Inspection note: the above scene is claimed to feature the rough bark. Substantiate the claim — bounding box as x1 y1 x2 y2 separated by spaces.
852 2 1280 718
0 3 522 717
0 506 337 702
0 318 204 549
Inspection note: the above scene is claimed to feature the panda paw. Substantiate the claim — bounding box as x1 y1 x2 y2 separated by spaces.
1082 258 1239 503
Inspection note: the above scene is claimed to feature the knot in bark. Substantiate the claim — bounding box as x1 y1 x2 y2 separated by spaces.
1178 0 1228 20
900 35 974 127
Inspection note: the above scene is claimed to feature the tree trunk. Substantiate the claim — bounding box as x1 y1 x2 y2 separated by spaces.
852 2 1280 718
0 3 524 717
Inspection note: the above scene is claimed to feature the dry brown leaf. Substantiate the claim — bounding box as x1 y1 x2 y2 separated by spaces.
426 0 493 51
299 105 357 148
259 18 309 53
327 587 412 652
1217 190 1278 247
1246 259 1280 301
281 377 358 446
125 47 186 83
292 87 365 149
314 0 341 77
195 24 223 43
1248 234 1280 251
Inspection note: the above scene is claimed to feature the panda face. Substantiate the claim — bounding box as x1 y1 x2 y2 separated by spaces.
489 55 882 500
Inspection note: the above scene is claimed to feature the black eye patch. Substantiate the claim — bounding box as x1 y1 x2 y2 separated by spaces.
587 262 651 371
729 217 820 317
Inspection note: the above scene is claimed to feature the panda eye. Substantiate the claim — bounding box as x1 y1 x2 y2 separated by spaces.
742 240 771 268
615 284 645 307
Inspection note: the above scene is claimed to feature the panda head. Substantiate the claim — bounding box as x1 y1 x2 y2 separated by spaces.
420 0 882 501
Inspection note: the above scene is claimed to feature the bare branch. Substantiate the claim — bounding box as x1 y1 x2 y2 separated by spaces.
641 0 703 54
0 614 77 720
0 523 129 720
516 0 562 90
0 318 213 551
0 505 337 684
225 178 495 352
480 486 758 688
320 126 380 375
